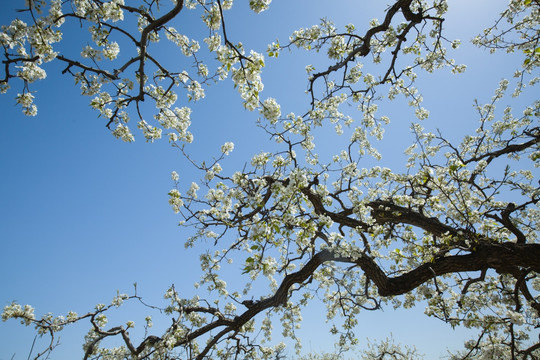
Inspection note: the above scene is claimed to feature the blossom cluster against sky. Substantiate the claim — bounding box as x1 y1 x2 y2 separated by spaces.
0 0 532 358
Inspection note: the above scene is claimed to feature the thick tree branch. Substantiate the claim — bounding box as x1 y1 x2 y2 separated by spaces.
137 0 185 99
339 242 540 296
148 241 540 357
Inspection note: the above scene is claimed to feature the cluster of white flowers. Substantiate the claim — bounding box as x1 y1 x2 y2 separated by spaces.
146 85 178 109
251 152 270 167
229 50 265 110
168 189 183 213
204 33 222 51
415 107 429 120
102 41 120 60
81 45 102 60
166 27 200 56
260 97 281 123
346 63 363 84
111 123 134 142
187 80 205 101
104 0 126 21
187 182 200 198
138 120 163 142
90 91 113 118
205 166 216 181
0 19 29 50
111 293 129 307
289 25 323 50
17 62 47 83
197 63 209 77
202 4 221 30
155 106 193 143
221 141 235 155
2 303 35 325
16 92 37 116
249 0 272 14
327 35 346 59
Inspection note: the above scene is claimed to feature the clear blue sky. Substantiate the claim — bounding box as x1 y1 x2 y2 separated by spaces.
0 1 531 358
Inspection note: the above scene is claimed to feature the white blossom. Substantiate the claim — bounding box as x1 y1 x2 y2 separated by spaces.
221 142 234 155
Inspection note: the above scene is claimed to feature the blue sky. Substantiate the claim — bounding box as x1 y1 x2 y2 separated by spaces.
0 0 533 358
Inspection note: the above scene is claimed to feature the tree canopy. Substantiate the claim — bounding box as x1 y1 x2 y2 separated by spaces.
1 0 539 359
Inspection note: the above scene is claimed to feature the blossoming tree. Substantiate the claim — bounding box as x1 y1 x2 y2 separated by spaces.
1 0 539 359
